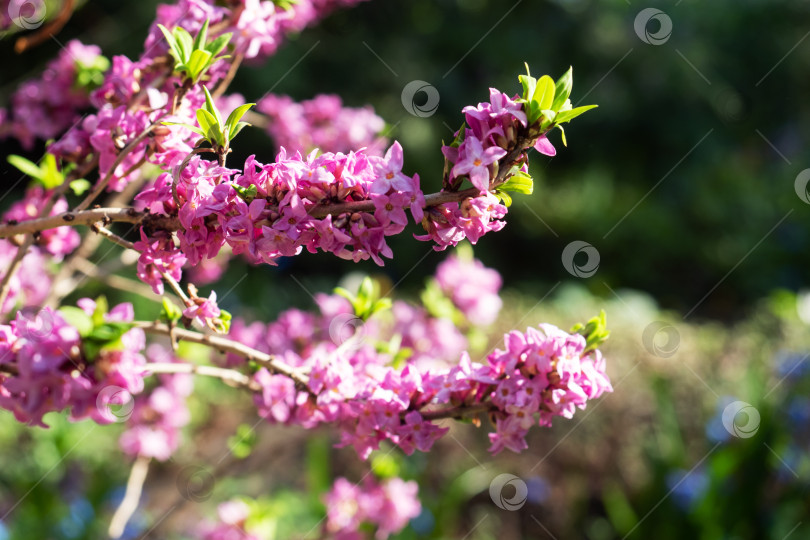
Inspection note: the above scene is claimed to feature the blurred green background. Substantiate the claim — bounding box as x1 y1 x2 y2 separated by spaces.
1 0 810 538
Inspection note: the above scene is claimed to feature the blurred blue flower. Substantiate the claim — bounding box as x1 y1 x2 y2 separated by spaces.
526 476 551 505
59 498 94 538
706 396 736 444
787 397 810 429
666 468 708 511
774 351 810 380
0 520 9 540
410 507 435 535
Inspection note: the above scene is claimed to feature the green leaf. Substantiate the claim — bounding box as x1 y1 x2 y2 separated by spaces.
533 75 555 112
173 27 194 63
229 121 250 140
203 86 223 126
7 155 43 180
187 48 213 81
232 183 258 203
58 307 94 337
518 62 537 102
92 296 109 327
225 103 255 140
572 310 610 352
40 154 64 189
192 18 210 52
495 191 512 207
161 121 207 137
196 108 221 145
557 124 567 147
69 179 91 196
157 24 182 63
499 172 533 195
449 123 466 148
555 104 598 124
160 298 183 324
552 66 573 111
206 33 232 57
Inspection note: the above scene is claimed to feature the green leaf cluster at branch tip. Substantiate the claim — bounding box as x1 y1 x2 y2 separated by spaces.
571 309 610 352
157 19 232 84
164 86 255 152
519 64 597 144
334 277 392 322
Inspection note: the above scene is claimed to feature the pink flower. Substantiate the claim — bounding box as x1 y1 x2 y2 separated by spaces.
369 142 413 194
452 136 507 192
183 291 221 322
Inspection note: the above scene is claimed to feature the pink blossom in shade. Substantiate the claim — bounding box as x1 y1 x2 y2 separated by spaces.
376 478 422 539
183 291 221 322
2 187 80 260
198 499 259 540
451 136 507 193
324 476 420 539
369 141 413 194
487 415 529 455
396 411 448 454
406 174 426 222
257 93 386 155
3 40 103 149
435 253 503 326
463 88 528 128
252 368 297 423
534 134 557 156
119 345 193 461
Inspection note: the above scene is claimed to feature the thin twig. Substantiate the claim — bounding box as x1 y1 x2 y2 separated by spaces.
108 456 150 539
14 0 75 53
75 121 160 211
135 321 310 389
144 362 258 390
90 224 136 250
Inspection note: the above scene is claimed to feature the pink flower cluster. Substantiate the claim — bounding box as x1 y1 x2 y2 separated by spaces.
391 300 467 370
135 140 425 292
434 252 503 326
324 477 420 540
0 240 50 315
416 88 550 251
0 40 103 149
120 345 193 461
257 93 386 155
0 301 146 427
486 324 613 453
230 272 610 460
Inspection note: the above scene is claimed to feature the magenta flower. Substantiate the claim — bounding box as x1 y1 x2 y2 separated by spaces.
452 136 507 192
369 141 413 194
183 290 221 322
